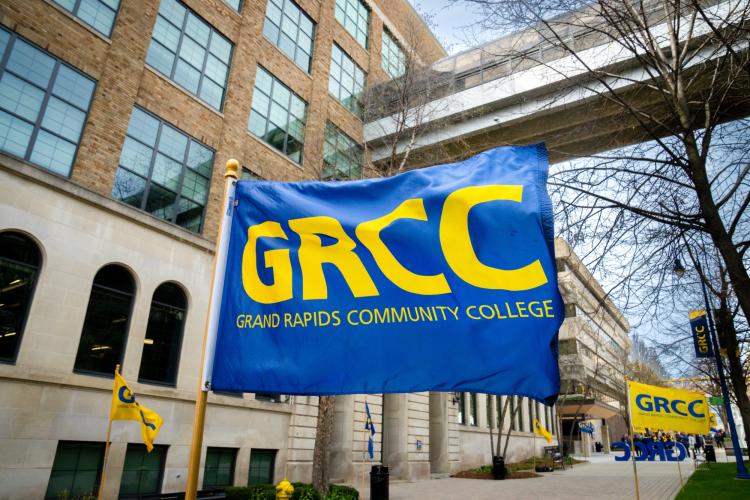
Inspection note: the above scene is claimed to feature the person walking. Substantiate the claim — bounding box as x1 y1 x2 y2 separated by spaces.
696 434 705 456
688 434 696 459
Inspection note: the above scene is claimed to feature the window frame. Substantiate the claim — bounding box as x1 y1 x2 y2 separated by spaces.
203 447 238 489
248 65 308 165
0 231 42 364
262 0 316 73
334 0 370 49
381 28 406 79
0 28 97 178
146 0 234 111
137 282 188 387
72 264 136 378
51 0 122 38
119 443 168 498
112 106 215 234
248 449 277 485
45 441 105 499
322 121 362 180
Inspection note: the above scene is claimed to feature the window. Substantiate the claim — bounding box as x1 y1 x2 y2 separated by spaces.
323 122 362 180
146 0 233 110
248 66 307 164
241 167 261 180
45 442 104 499
565 303 577 318
457 393 465 424
334 0 369 48
119 444 167 497
263 0 315 73
73 265 135 376
0 28 96 177
248 449 276 485
329 44 365 118
469 392 477 426
112 107 214 233
52 0 121 37
138 283 186 386
203 447 237 489
0 232 41 363
255 393 285 403
224 0 242 12
381 29 405 79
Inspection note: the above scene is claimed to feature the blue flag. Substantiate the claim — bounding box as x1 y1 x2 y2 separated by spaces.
365 401 375 460
211 144 563 403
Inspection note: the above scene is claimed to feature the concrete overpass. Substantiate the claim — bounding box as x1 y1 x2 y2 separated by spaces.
364 0 750 167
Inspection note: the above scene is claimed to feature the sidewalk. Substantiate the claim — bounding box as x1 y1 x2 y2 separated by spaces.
356 454 696 500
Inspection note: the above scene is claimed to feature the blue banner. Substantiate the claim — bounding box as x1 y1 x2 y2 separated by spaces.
211 144 563 403
689 310 713 358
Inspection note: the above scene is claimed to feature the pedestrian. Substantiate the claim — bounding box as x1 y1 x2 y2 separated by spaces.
696 434 704 455
715 430 725 448
688 434 696 459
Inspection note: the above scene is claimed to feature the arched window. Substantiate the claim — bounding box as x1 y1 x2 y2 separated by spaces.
74 265 135 375
138 282 186 386
0 231 41 363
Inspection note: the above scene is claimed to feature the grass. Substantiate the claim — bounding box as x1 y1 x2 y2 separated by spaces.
675 462 750 500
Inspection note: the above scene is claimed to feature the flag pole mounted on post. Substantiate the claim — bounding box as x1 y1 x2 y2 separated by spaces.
624 377 641 500
97 364 119 500
185 159 239 500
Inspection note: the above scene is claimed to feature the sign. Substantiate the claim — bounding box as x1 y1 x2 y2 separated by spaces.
708 396 724 406
210 144 563 403
578 421 594 434
612 441 687 462
628 381 710 435
688 310 713 358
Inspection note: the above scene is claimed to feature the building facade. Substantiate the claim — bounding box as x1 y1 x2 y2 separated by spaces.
0 1 626 498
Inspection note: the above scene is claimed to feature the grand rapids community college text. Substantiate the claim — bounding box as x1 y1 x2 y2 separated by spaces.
235 299 557 330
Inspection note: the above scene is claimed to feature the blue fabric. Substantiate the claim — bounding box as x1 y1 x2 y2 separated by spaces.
211 144 563 404
366 401 375 460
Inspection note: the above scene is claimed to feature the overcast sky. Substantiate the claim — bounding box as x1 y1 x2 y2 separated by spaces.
409 1 496 55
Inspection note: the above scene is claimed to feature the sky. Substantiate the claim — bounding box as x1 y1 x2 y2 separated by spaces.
408 1 495 55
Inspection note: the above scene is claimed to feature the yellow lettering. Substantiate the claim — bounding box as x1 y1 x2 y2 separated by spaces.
242 221 293 304
356 199 450 295
439 185 548 290
289 216 378 300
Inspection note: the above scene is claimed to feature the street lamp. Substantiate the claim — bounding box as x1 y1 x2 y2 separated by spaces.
673 256 750 478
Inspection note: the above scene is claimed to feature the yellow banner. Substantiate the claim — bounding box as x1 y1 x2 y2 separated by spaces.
628 380 710 435
110 370 163 451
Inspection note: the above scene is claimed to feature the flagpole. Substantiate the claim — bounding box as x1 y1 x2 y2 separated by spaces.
361 397 368 497
185 159 239 500
625 379 641 500
98 364 119 500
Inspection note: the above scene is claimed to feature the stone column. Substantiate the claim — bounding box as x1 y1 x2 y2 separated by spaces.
329 395 354 483
429 392 449 474
382 393 409 479
601 420 611 454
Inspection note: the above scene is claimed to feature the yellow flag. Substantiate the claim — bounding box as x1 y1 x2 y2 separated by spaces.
534 418 553 443
709 411 718 427
110 370 163 452
627 380 710 435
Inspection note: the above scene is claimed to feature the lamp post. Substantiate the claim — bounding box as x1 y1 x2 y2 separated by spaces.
673 257 750 478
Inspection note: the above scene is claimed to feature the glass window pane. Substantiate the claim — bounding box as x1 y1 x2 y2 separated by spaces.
271 84 290 107
138 284 186 385
0 73 45 122
146 41 176 76
263 0 314 73
0 110 32 158
77 0 117 36
179 35 206 69
119 137 154 177
199 77 223 110
209 34 232 62
112 166 147 208
173 59 200 93
248 110 266 138
53 66 96 110
159 0 186 27
6 39 55 88
46 443 104 499
328 44 365 118
174 197 202 232
186 141 213 176
204 56 228 86
0 29 9 57
151 153 182 191
152 16 181 52
41 97 86 143
119 444 166 496
266 3 282 25
157 125 188 161
145 182 177 220
127 108 160 147
184 14 210 46
181 169 208 204
29 130 76 176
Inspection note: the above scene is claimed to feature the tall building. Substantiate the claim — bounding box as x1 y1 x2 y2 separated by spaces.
0 0 443 497
0 1 627 498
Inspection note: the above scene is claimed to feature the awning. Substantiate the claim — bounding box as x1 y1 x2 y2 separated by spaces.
558 398 620 419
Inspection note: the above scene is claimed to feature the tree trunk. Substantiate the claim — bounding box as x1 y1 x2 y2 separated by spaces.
715 300 750 453
312 396 336 494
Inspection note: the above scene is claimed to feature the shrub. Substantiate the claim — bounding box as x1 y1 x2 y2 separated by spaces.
225 485 276 500
291 483 321 500
326 484 359 500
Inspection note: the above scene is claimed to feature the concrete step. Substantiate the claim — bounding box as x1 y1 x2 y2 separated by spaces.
430 472 451 479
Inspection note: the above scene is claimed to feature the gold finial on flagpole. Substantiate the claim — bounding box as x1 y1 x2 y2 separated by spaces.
225 158 239 179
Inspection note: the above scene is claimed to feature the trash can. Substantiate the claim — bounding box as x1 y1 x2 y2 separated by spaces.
370 465 389 500
704 444 716 462
492 456 507 480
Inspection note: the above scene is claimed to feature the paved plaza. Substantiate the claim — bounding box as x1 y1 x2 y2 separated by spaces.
355 453 710 500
